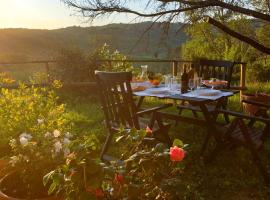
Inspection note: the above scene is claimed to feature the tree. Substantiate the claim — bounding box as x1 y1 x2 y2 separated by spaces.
62 0 270 54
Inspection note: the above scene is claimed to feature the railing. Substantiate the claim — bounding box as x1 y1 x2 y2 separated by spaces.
98 59 247 90
0 59 247 91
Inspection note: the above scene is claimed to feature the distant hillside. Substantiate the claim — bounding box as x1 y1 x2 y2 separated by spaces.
0 22 188 61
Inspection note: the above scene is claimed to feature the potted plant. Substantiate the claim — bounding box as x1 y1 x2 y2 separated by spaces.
241 92 270 116
0 129 72 200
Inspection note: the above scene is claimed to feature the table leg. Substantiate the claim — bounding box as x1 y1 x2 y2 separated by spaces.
136 96 145 110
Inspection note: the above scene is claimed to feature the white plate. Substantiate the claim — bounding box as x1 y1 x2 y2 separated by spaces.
198 89 221 96
147 87 170 94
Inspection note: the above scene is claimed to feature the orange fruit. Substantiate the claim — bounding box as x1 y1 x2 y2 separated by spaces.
152 79 160 86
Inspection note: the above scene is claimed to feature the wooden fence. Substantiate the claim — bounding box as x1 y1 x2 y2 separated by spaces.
0 59 247 91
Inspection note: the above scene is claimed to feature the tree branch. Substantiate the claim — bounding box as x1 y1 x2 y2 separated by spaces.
64 1 210 18
206 16 270 54
159 0 270 22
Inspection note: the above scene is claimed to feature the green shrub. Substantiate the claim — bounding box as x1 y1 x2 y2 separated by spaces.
0 75 70 151
247 61 270 82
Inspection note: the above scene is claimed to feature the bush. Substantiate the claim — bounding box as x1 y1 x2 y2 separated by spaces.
0 75 70 151
53 44 139 83
247 61 270 82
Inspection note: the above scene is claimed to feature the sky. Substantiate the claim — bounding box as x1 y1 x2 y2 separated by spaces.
0 0 142 29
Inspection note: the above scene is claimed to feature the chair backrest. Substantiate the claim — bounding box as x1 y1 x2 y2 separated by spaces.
95 71 140 130
196 59 235 88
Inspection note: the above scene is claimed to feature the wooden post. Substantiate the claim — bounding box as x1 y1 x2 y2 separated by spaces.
109 61 112 71
240 63 247 97
173 61 178 76
45 62 50 83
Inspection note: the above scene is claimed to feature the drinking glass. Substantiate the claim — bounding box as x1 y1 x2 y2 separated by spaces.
196 77 203 90
164 75 172 89
170 77 181 94
189 79 195 96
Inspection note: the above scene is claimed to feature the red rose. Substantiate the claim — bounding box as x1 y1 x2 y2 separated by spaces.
169 146 185 162
114 173 124 184
146 126 153 137
95 188 104 199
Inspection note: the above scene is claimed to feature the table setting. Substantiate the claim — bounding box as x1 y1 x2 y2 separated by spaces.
132 75 233 101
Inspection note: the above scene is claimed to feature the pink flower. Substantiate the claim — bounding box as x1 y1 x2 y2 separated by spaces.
146 126 153 137
114 173 124 184
169 146 185 162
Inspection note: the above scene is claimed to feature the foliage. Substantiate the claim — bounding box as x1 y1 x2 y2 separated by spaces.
53 48 91 82
53 44 139 82
44 127 186 200
90 43 139 75
182 20 270 82
0 78 68 149
8 130 73 198
0 74 80 197
182 20 258 62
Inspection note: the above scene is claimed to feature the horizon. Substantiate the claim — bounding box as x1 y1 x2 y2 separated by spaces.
0 0 145 29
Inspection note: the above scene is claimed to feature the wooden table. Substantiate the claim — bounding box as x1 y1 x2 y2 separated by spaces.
134 87 236 156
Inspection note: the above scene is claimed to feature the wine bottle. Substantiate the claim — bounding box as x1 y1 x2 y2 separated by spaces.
181 65 188 93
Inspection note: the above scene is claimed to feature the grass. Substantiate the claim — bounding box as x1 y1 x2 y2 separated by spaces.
61 90 270 200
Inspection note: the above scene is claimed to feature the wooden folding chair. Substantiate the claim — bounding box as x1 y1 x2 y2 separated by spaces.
95 71 172 162
210 101 270 184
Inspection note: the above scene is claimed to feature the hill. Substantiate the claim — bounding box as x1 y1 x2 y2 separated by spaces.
0 22 188 61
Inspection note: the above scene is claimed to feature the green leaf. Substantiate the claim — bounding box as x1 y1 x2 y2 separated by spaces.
116 135 126 143
43 170 55 186
173 139 184 147
48 182 57 195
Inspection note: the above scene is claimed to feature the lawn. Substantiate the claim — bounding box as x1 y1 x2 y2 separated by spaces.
61 86 270 200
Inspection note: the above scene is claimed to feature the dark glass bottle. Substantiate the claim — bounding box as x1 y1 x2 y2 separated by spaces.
181 65 188 93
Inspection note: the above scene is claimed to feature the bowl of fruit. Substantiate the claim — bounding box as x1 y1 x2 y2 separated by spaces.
148 72 163 87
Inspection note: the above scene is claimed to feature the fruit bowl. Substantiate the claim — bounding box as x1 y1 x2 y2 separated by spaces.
148 72 162 87
150 79 161 87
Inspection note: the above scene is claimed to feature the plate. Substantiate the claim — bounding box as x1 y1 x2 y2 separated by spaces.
203 80 227 87
147 87 170 94
198 89 221 96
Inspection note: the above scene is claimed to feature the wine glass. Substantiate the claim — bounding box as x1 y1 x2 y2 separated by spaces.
170 77 181 95
164 74 172 89
189 79 195 96
196 77 203 90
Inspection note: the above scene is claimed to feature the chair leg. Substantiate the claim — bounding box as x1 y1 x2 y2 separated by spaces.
200 132 211 157
100 131 113 161
154 112 172 146
192 110 198 118
238 119 270 185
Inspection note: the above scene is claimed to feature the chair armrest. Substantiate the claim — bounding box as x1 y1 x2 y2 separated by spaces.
220 89 240 94
136 103 173 116
242 99 270 109
217 109 270 124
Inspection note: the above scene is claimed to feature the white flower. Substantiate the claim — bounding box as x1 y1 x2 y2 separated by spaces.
53 130 61 138
19 137 29 146
19 133 32 140
64 148 70 158
65 132 72 138
10 156 19 166
44 132 51 138
63 138 71 145
54 141 62 153
9 139 16 148
37 119 44 124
